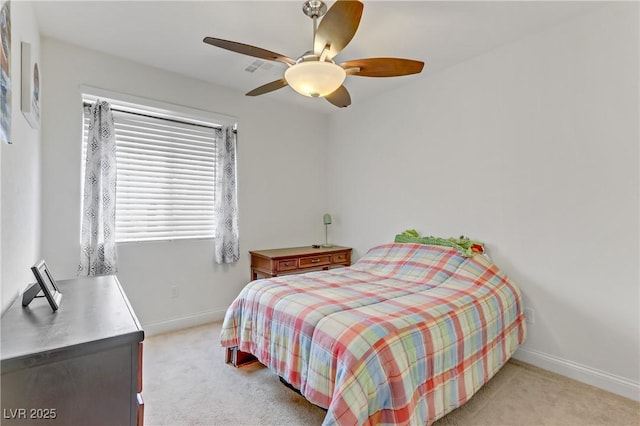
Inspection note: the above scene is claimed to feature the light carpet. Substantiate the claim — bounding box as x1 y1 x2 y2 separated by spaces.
143 322 639 425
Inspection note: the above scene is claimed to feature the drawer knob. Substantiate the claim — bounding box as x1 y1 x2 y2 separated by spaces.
311 259 320 263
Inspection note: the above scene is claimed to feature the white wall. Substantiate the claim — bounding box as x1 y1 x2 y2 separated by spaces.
6 0 637 403
327 3 639 400
1 1 40 313
39 38 328 333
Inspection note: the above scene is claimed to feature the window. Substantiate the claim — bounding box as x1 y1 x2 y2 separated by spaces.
82 92 234 243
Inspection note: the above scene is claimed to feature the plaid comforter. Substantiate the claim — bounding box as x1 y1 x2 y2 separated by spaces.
221 243 526 425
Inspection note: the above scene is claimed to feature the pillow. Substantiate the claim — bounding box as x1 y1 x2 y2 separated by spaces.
394 229 485 257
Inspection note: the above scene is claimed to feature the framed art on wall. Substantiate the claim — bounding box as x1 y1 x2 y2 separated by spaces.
21 41 39 128
0 0 11 144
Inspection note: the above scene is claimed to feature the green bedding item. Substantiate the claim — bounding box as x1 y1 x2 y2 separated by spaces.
394 230 485 257
401 229 420 238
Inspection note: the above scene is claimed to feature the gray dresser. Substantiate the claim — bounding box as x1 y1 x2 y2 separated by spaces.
1 275 144 425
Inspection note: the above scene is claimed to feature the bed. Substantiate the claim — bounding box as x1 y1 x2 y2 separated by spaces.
220 242 527 425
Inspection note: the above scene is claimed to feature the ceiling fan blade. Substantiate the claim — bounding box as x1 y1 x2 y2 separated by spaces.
246 79 289 96
341 58 424 77
325 85 351 108
203 37 295 66
314 0 363 60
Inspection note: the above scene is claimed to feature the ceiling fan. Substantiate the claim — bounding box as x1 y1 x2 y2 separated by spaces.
203 0 424 108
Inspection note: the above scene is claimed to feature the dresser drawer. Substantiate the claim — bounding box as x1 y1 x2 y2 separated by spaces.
136 393 144 426
137 342 143 393
277 258 298 272
299 255 331 269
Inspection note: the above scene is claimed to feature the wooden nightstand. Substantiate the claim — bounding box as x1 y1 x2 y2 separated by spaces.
249 246 352 280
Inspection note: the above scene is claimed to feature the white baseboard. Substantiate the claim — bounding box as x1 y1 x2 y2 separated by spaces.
143 308 227 337
514 347 640 402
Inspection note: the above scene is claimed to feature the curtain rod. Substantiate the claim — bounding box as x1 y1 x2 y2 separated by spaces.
82 101 236 133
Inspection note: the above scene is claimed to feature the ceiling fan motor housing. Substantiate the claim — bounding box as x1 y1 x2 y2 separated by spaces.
303 0 327 19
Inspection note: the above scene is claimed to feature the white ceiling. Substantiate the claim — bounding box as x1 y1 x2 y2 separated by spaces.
32 0 601 114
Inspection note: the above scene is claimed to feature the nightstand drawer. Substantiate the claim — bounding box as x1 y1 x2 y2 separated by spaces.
277 258 298 271
332 253 349 263
299 255 331 269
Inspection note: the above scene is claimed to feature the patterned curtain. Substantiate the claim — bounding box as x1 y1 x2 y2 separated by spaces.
78 100 118 276
214 125 239 264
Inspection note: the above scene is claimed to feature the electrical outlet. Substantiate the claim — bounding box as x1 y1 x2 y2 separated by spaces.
524 307 535 324
171 286 179 299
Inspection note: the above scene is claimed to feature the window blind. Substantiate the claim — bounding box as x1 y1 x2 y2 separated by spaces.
82 99 219 243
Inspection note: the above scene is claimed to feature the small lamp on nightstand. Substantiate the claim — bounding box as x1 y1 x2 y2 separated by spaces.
322 213 333 248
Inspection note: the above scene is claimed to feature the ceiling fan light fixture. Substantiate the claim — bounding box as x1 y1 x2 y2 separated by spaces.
284 61 346 98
